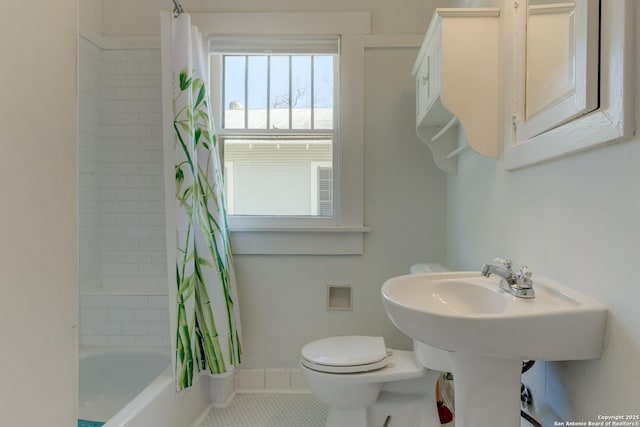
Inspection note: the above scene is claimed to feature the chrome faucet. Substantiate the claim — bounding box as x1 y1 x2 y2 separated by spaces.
481 258 535 298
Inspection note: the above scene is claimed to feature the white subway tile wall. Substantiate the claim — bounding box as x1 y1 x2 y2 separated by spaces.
99 46 165 293
80 295 170 345
78 36 168 345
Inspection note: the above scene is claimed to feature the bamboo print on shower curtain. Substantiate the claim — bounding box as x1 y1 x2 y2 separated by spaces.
169 13 241 391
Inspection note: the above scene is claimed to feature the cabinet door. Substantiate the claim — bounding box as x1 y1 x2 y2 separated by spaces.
513 0 599 143
416 32 441 124
505 0 633 170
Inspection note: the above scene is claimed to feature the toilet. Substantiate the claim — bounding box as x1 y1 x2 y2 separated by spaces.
300 264 452 427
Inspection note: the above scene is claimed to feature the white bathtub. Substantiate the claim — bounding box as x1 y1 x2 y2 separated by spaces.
79 346 211 427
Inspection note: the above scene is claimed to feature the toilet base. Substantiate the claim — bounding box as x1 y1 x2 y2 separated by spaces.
325 391 441 427
300 345 445 427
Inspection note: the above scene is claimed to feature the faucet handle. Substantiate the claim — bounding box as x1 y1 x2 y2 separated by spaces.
493 258 512 269
519 265 533 288
481 263 490 276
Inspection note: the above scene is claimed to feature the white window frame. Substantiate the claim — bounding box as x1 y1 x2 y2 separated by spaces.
310 161 332 216
224 161 234 215
191 12 371 254
210 46 340 226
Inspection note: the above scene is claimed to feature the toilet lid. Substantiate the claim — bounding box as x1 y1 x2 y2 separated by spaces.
301 336 388 373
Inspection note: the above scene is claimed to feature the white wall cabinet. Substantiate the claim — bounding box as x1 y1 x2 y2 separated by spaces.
413 8 500 173
505 0 635 170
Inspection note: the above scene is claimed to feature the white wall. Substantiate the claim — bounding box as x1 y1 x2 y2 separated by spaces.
90 0 448 368
80 0 103 35
446 0 640 423
101 0 440 37
0 1 78 425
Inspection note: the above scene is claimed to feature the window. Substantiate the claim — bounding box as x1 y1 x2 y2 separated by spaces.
212 42 338 219
311 162 333 216
316 166 333 216
195 12 370 254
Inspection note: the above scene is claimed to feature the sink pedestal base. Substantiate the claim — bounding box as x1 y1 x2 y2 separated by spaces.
449 353 522 427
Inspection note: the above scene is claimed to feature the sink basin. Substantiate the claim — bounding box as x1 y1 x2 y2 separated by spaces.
422 279 507 315
381 270 607 427
381 271 607 361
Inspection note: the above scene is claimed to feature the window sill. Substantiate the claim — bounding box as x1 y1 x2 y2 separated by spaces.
229 225 371 255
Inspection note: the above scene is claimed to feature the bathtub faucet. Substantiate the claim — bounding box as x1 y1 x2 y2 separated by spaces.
481 258 535 299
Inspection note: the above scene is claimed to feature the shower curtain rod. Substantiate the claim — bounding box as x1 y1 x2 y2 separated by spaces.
172 0 184 16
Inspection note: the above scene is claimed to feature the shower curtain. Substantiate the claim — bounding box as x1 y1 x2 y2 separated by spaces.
161 12 242 391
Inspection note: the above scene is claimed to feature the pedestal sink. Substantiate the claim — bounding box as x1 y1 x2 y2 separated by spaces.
381 272 607 427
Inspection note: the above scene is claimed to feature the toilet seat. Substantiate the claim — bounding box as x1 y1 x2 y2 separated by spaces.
301 336 389 374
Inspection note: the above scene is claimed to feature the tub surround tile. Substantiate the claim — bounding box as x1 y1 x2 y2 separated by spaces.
79 42 166 299
149 295 169 308
81 308 109 322
82 335 109 346
107 335 136 346
79 294 169 346
122 321 150 336
134 335 166 345
80 42 164 305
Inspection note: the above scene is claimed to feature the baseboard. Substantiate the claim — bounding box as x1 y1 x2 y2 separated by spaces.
199 367 312 419
236 368 310 393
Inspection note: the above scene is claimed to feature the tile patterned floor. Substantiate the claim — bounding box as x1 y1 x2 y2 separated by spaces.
199 393 328 427
197 392 543 427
